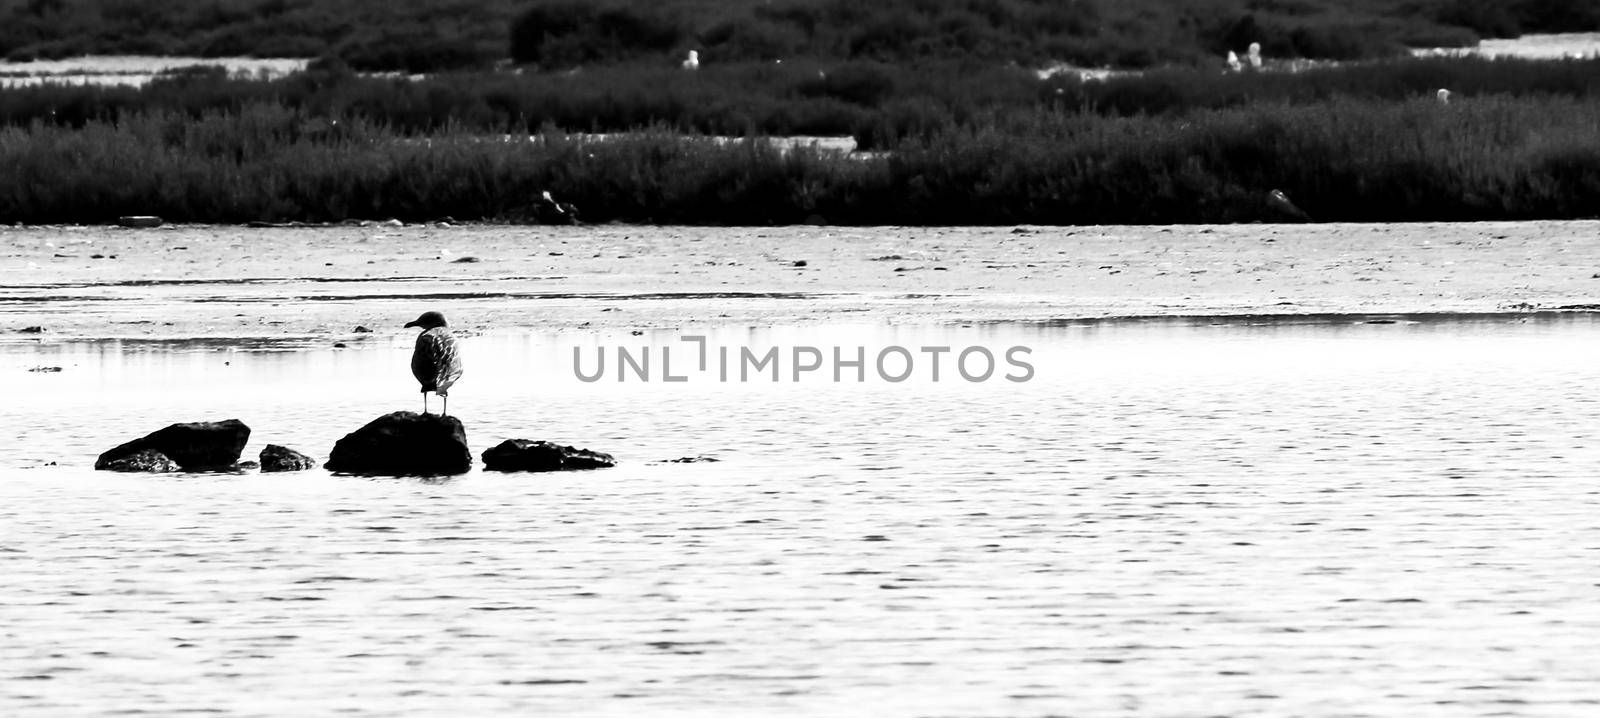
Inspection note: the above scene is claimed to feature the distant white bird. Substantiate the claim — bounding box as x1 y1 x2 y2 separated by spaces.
1226 51 1242 72
535 190 579 224
1247 42 1262 69
1267 189 1311 222
1436 88 1451 105
682 50 699 71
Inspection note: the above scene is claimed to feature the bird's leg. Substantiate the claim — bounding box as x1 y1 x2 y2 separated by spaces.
442 394 448 417
422 392 429 415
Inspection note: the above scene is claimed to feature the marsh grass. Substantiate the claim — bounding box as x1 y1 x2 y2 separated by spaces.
887 97 1600 224
3 55 1599 151
2 96 1596 225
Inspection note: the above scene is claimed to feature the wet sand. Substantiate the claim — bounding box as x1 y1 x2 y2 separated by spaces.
3 221 1599 340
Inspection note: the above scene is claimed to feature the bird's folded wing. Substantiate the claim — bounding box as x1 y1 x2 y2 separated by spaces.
417 331 463 384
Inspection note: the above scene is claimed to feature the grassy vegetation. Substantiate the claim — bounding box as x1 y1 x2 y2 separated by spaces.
0 0 517 72
2 0 1597 72
3 55 1598 151
2 97 1596 226
2 2 1597 225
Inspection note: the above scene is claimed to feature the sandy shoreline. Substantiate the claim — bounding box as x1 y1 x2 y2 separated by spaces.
3 221 1599 341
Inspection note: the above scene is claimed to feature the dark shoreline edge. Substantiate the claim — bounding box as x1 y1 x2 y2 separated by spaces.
7 309 1599 349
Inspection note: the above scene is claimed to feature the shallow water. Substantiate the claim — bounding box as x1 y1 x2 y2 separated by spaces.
1413 32 1600 59
5 317 1600 716
0 56 309 87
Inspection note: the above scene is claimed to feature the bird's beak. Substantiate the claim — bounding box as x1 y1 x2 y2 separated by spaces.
404 320 419 328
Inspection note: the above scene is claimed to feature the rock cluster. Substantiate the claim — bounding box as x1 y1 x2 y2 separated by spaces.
96 415 621 477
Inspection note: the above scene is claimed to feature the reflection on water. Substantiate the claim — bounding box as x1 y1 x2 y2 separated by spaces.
1413 31 1600 59
5 317 1600 716
0 56 310 88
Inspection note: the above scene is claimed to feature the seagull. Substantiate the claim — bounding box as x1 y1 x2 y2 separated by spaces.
404 311 463 416
1247 42 1262 69
1227 51 1242 72
1436 88 1451 105
682 50 700 71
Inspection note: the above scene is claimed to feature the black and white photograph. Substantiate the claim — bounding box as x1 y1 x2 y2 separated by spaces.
4 0 1600 714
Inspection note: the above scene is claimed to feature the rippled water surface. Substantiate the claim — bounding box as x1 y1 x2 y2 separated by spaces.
6 317 1600 716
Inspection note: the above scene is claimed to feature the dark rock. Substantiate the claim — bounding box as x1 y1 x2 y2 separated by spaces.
326 412 471 476
482 440 616 472
100 449 179 473
17 326 43 333
260 444 316 472
27 366 62 373
353 325 372 333
118 215 164 228
792 260 808 267
95 419 250 471
451 256 481 263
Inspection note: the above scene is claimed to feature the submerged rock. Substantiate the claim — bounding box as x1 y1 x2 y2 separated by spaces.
100 449 180 473
95 419 251 471
260 444 316 472
325 412 471 475
482 440 616 472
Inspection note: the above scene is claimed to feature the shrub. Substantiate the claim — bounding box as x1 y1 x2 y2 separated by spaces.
3 97 1600 226
798 62 898 107
509 1 685 68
